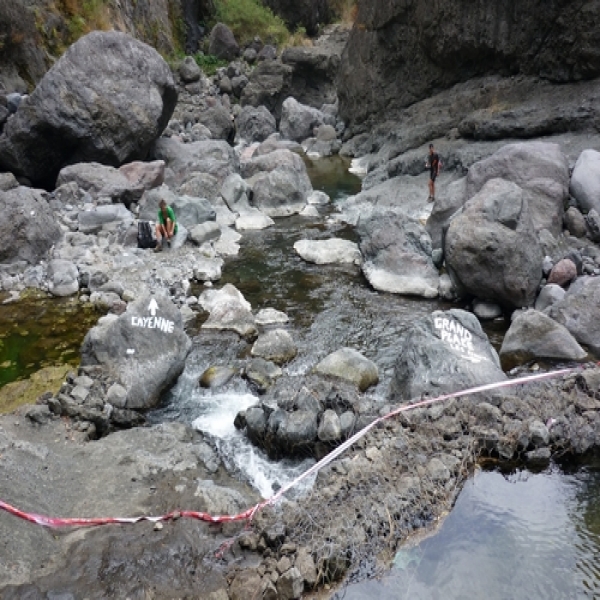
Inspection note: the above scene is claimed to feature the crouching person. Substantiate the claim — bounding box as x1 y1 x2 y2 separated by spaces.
155 199 178 252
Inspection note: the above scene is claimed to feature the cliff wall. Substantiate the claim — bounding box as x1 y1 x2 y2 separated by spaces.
337 0 600 128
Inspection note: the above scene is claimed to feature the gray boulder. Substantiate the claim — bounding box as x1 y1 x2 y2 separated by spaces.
314 347 379 392
78 204 134 234
241 61 293 120
389 309 506 402
250 166 312 217
563 206 588 238
586 209 600 243
179 56 202 83
241 148 306 179
193 257 224 282
570 149 600 214
1 186 62 264
279 97 335 143
56 162 144 207
318 409 343 443
178 172 221 202
47 259 79 297
189 222 221 246
0 31 177 185
445 178 543 309
0 172 19 192
425 177 467 251
251 329 298 365
199 284 257 339
472 300 503 320
235 105 277 143
274 410 319 458
359 212 439 298
243 358 283 392
235 208 275 231
80 291 192 409
118 160 165 192
293 238 361 265
221 174 252 213
195 104 234 142
534 283 566 312
172 195 216 228
152 138 238 190
548 276 600 354
499 309 587 369
466 142 569 236
208 23 240 61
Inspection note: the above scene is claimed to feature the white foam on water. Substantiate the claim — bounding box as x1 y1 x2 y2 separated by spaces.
192 392 315 499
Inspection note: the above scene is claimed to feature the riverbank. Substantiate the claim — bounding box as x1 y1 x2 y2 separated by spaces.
1 362 599 597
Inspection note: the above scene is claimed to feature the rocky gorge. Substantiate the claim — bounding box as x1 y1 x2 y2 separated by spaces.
1 2 600 598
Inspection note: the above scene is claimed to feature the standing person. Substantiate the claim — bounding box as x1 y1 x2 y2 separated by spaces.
425 143 441 202
154 199 177 252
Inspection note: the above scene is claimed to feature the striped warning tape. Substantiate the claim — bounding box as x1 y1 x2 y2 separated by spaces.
0 366 584 529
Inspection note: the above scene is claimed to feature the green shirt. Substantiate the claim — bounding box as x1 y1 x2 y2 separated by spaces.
157 205 177 233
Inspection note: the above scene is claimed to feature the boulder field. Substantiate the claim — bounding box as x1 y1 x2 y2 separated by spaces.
1 17 600 599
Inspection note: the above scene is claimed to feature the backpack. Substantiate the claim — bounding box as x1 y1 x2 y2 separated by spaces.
137 221 156 249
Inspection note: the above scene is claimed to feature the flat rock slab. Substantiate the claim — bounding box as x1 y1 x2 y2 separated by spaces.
294 238 361 265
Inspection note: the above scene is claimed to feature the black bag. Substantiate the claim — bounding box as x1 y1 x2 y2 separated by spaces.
137 221 156 249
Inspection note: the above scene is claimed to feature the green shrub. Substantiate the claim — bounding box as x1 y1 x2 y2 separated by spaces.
193 52 228 76
212 0 289 47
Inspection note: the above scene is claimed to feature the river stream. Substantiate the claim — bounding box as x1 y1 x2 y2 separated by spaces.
1 156 598 595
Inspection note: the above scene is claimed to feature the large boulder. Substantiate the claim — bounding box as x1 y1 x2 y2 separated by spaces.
80 291 192 409
279 97 335 143
78 204 135 234
199 284 258 339
235 105 277 143
548 276 600 354
0 31 177 186
208 23 239 61
425 178 467 251
195 103 235 142
151 138 238 190
359 212 439 298
250 167 312 217
0 186 62 264
499 309 587 370
47 259 79 297
445 178 543 309
465 142 569 236
56 162 145 207
389 309 506 402
570 149 600 215
251 329 298 365
240 60 294 121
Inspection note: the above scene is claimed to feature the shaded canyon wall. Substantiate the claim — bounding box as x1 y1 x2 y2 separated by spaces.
337 0 600 129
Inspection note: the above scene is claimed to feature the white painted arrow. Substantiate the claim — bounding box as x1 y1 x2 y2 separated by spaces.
148 298 159 316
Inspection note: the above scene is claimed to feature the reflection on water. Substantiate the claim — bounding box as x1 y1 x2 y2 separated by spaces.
340 460 600 600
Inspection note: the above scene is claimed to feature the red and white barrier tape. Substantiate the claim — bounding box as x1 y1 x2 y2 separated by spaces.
0 366 583 529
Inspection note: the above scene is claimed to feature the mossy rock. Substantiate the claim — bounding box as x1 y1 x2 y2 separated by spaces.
0 365 71 414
